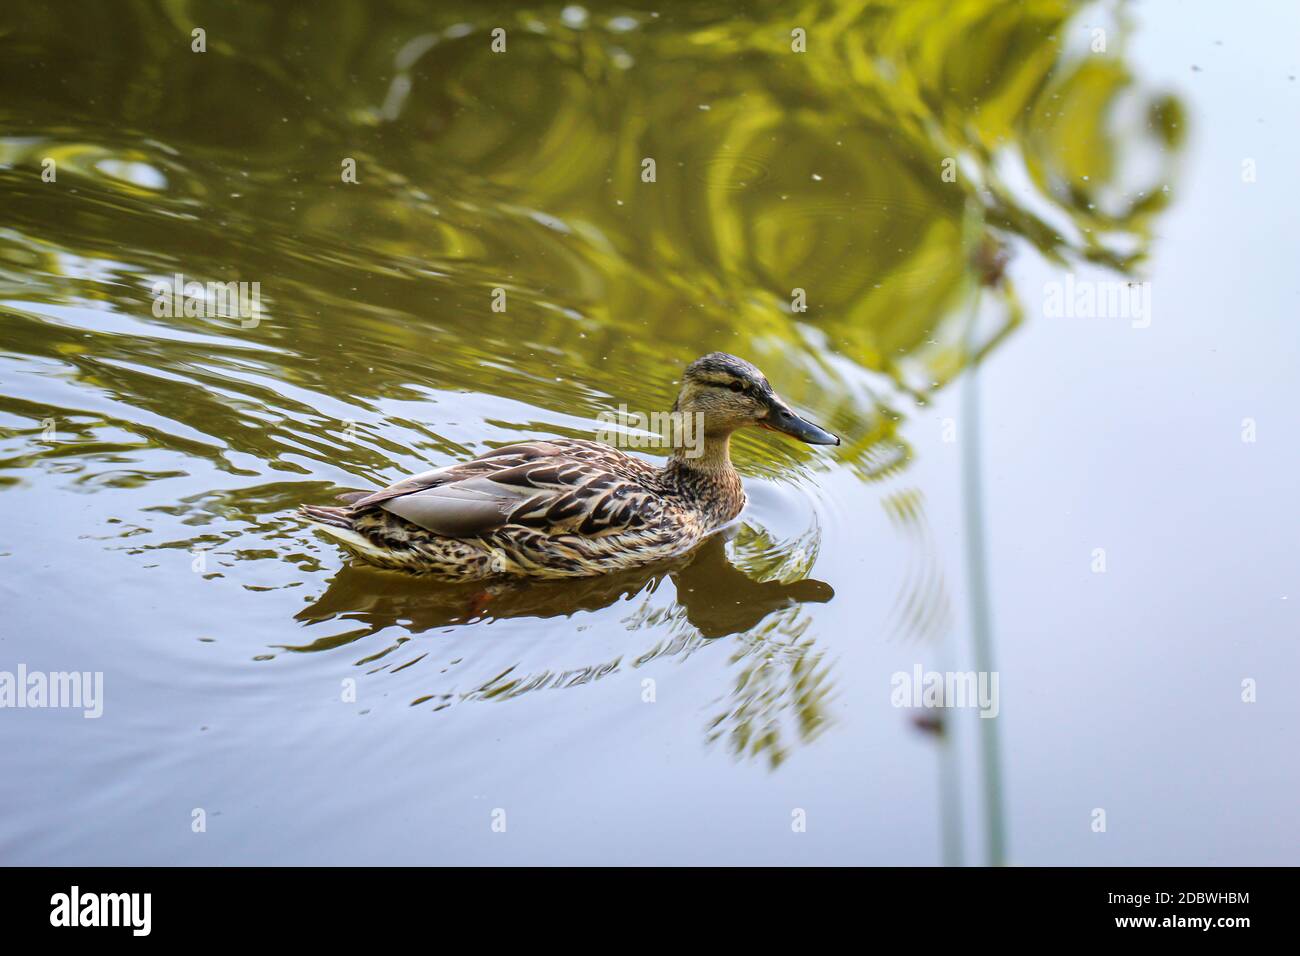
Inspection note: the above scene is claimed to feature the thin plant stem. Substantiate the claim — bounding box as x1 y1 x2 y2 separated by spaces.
960 204 1008 867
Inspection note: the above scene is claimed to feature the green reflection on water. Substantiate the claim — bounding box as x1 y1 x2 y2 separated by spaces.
0 0 1183 779
1 0 1180 475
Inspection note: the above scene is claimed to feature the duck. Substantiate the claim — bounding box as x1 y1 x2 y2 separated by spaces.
299 352 839 580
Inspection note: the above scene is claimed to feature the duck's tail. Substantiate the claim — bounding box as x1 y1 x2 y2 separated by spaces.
298 503 354 530
298 501 393 561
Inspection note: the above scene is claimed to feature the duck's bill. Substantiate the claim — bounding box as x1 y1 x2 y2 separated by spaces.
763 405 840 446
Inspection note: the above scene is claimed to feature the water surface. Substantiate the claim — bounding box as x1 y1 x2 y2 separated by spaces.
1 0 1296 864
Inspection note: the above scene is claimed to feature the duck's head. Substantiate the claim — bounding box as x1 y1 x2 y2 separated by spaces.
674 352 839 446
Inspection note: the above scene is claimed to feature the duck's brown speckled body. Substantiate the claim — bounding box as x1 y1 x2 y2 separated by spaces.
300 353 837 581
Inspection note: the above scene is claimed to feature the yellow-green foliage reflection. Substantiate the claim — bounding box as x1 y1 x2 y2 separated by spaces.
0 0 1182 483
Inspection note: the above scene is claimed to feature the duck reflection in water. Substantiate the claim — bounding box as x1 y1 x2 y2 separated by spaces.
295 528 832 639
295 528 837 768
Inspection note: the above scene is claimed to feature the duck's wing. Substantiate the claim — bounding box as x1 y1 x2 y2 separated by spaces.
346 442 554 511
349 441 664 538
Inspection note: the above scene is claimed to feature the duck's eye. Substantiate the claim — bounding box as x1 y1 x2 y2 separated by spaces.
728 381 744 393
